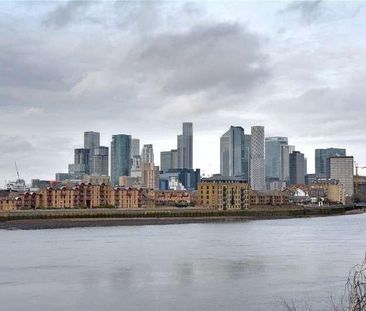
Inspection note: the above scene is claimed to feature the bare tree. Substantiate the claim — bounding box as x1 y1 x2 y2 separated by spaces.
284 257 366 311
343 257 366 310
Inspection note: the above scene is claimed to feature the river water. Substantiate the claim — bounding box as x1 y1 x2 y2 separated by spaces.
1 213 366 311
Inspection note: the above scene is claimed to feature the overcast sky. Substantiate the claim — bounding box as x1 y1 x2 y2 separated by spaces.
1 0 366 183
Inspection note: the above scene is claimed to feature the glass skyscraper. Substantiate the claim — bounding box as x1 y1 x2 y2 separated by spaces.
289 151 307 185
243 134 251 182
265 137 288 179
111 134 131 185
91 146 109 176
84 132 100 173
280 145 295 183
84 131 100 151
160 151 172 172
315 148 346 178
220 126 245 178
131 138 140 159
177 122 193 169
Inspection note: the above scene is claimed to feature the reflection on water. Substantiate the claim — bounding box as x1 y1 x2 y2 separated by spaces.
1 214 366 311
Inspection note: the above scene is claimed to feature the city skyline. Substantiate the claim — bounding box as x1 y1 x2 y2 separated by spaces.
1 124 363 184
1 1 366 182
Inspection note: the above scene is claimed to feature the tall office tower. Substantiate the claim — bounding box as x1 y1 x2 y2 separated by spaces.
74 148 90 174
130 155 142 178
68 148 90 179
265 137 288 180
84 131 100 150
110 134 131 185
141 144 154 164
141 144 158 189
141 162 160 189
220 126 245 177
220 130 230 176
177 135 183 168
177 122 193 169
243 134 251 182
315 148 346 178
280 145 295 183
91 146 109 176
289 151 306 185
171 149 178 169
160 151 172 172
131 138 140 158
329 156 354 197
84 131 102 175
250 126 265 190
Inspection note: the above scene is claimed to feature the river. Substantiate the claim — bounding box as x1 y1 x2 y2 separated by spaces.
1 213 366 311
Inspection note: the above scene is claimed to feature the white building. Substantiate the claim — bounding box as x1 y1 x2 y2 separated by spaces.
329 156 354 197
250 126 265 190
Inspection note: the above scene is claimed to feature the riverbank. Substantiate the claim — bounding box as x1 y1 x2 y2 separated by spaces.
0 205 363 230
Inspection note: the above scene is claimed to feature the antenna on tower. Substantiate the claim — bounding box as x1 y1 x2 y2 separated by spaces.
15 162 20 180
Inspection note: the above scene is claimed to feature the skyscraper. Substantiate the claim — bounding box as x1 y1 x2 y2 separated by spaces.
84 131 100 175
171 149 178 169
110 134 131 185
130 155 142 178
177 135 183 168
329 156 354 197
68 148 90 179
289 151 306 185
315 148 346 178
265 137 288 179
74 148 90 174
91 146 109 176
243 134 251 182
280 145 295 183
250 126 265 190
177 122 193 169
131 138 140 158
84 131 100 151
220 126 245 177
141 144 159 189
141 144 154 164
160 151 172 172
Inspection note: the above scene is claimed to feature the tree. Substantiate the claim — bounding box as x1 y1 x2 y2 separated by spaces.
284 257 366 311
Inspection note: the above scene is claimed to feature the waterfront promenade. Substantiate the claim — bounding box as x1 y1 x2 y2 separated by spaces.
0 205 361 229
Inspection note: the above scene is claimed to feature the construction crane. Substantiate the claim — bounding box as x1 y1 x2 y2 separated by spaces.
15 161 20 180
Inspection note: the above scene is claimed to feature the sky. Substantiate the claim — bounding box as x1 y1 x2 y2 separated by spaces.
1 0 366 183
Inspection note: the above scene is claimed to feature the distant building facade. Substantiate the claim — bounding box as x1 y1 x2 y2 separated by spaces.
220 126 245 178
250 126 265 190
141 144 154 164
315 148 346 178
198 176 250 210
329 156 354 197
91 146 109 176
243 134 251 182
265 137 288 180
160 151 172 172
177 122 193 169
289 151 307 185
280 145 295 183
111 134 131 185
131 138 140 158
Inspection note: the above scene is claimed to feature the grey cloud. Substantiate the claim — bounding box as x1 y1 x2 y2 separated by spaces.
0 136 33 154
266 86 366 139
181 2 205 17
42 0 93 28
2 1 366 180
127 23 269 96
280 0 323 24
114 1 162 32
